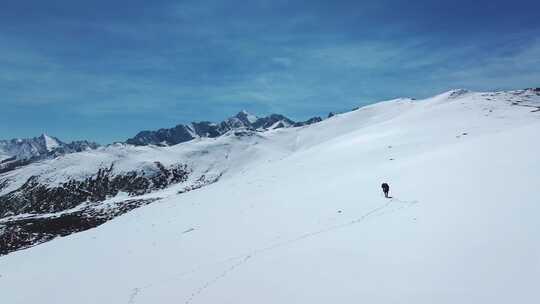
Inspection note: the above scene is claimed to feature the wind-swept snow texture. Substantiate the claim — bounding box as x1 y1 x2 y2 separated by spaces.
1 89 539 303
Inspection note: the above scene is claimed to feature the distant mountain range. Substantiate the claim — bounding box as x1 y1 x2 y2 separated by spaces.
125 111 322 146
0 111 322 169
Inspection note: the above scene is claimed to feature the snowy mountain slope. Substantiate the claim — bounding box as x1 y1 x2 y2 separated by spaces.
0 129 296 253
0 110 323 251
1 89 539 303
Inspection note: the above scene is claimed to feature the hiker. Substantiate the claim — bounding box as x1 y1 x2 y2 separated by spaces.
381 182 390 198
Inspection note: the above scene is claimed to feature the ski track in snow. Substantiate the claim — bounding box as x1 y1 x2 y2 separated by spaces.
127 198 419 304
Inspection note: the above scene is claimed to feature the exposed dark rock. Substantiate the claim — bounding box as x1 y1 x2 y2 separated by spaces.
293 117 323 127
191 122 222 138
177 173 223 194
0 158 228 255
0 198 160 255
0 179 8 192
251 114 294 129
0 162 189 218
126 124 196 146
528 87 540 96
234 110 255 125
0 158 33 174
0 159 225 255
52 141 100 154
0 156 16 164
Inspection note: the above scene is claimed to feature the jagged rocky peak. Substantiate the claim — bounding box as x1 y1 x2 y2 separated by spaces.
126 110 323 146
126 124 197 147
234 110 258 125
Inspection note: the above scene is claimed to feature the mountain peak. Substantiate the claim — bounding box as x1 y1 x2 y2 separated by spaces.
39 133 61 151
235 110 258 124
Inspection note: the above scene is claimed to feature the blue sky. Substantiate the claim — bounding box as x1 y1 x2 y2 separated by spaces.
2 0 539 143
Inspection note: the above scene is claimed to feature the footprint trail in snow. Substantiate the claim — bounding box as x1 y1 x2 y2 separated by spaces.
128 198 418 304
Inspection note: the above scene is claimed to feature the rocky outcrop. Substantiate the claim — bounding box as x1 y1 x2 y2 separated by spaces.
0 162 189 218
0 197 160 255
